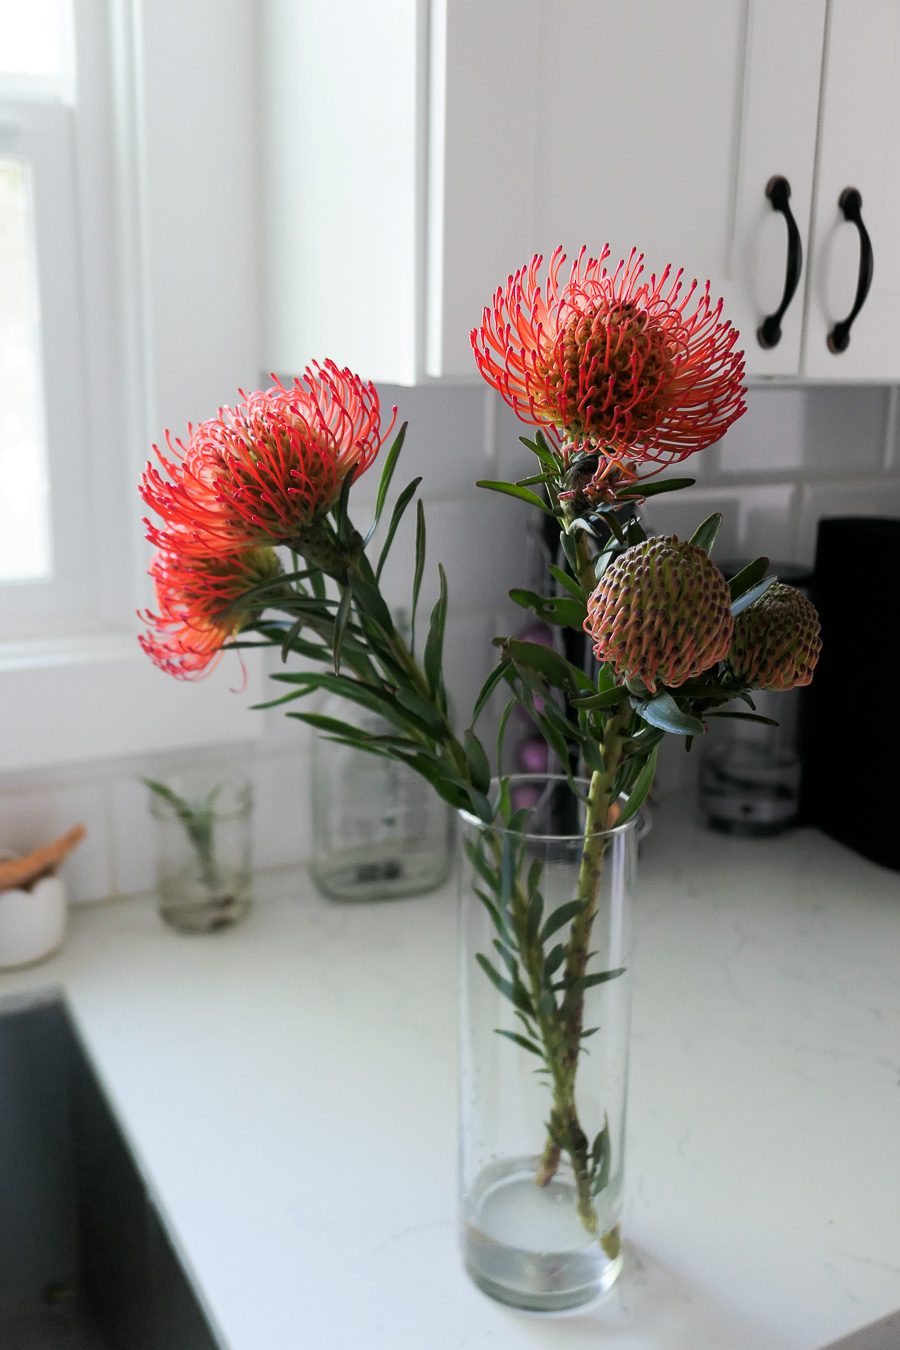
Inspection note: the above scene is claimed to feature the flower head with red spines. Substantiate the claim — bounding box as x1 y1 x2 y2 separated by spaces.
139 543 284 679
471 247 746 474
140 360 392 551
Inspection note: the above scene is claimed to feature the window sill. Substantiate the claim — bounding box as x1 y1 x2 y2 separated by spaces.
0 627 264 774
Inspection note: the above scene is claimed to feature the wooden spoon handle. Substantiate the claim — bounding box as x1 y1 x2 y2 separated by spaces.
0 824 86 893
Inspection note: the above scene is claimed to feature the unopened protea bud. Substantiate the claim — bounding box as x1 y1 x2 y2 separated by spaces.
585 534 733 689
729 582 821 690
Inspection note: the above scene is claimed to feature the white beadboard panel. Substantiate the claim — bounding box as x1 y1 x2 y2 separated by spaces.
639 490 743 561
795 480 900 565
350 384 489 504
0 643 266 775
0 779 111 904
374 491 527 622
109 775 157 898
719 388 808 473
736 485 797 563
246 750 312 871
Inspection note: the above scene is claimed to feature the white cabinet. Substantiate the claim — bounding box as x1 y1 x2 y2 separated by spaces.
261 1 900 386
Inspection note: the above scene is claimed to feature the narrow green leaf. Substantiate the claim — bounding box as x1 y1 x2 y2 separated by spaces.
395 689 447 739
526 886 544 941
731 575 776 617
464 728 491 795
542 943 566 982
639 691 706 737
616 476 695 500
501 638 591 694
728 556 770 601
537 989 556 1018
706 710 780 727
475 479 554 514
541 897 588 943
375 476 422 581
547 563 582 600
365 421 407 544
332 587 352 674
280 616 305 664
615 744 658 828
571 687 627 711
310 568 327 601
494 1028 543 1057
475 953 532 1015
471 657 512 727
411 498 426 648
507 589 587 628
333 464 357 545
423 562 448 703
559 531 579 574
519 435 558 472
579 966 626 990
497 698 516 775
348 566 394 636
690 512 723 555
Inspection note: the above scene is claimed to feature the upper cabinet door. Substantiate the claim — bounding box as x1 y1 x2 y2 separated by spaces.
427 0 826 380
802 0 900 379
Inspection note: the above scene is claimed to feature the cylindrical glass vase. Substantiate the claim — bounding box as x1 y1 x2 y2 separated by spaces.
458 775 638 1312
148 769 252 934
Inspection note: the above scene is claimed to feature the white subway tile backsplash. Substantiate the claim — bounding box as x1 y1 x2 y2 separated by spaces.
355 383 489 503
640 489 743 558
720 386 888 477
736 484 796 562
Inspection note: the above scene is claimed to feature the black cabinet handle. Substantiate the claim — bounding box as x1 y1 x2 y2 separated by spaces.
757 175 803 349
827 188 874 353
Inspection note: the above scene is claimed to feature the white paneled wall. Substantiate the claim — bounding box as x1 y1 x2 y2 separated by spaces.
1 383 897 901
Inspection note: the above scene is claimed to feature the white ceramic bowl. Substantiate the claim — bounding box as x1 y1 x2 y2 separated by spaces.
0 873 67 969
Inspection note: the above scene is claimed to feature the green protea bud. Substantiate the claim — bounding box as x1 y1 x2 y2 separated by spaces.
584 534 733 689
729 582 821 690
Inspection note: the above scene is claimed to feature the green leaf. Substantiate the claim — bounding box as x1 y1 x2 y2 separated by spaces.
728 556 769 601
475 953 533 1015
471 657 512 727
475 479 554 514
706 710 780 727
507 589 587 628
615 476 695 500
571 686 627 711
540 897 589 942
332 586 352 675
519 434 558 472
615 744 658 827
591 1117 612 1195
423 562 448 704
375 476 422 581
365 421 407 544
348 565 394 636
332 464 357 544
464 728 491 795
497 698 516 775
526 886 544 941
547 563 583 600
280 616 305 664
542 943 567 982
731 575 776 617
638 691 706 737
494 1028 543 1057
501 638 591 695
411 498 426 648
690 512 723 555
392 689 445 739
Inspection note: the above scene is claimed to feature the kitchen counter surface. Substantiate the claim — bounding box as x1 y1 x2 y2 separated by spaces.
1 802 898 1350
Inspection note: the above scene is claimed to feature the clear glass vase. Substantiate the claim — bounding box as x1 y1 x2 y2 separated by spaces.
458 774 638 1312
149 770 252 934
310 699 452 902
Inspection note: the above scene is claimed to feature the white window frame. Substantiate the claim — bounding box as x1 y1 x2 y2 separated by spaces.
0 0 266 773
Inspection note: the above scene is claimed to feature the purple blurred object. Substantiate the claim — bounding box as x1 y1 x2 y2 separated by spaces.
517 736 549 774
510 783 543 813
516 622 555 715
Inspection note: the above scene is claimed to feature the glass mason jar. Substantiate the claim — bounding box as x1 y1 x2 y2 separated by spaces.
458 775 638 1312
149 769 252 933
311 699 452 902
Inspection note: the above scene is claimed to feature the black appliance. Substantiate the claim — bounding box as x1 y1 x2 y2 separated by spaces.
801 517 900 871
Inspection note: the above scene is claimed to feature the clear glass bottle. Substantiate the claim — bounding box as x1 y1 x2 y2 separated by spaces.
457 775 638 1312
147 769 252 933
310 702 452 903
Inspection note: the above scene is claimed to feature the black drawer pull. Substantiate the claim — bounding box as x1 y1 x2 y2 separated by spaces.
827 187 874 354
757 175 802 349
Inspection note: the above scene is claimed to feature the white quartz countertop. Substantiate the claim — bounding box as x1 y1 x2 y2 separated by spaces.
1 803 899 1350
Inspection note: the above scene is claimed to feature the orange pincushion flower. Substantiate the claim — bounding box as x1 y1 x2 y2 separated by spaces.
471 247 746 472
140 361 392 551
139 544 284 679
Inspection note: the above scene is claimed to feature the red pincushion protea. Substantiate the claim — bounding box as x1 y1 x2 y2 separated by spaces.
140 361 392 550
139 544 284 679
471 247 746 472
